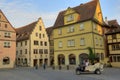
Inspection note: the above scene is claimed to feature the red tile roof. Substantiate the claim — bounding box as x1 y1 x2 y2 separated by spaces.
108 20 119 27
105 20 120 35
46 26 54 37
16 21 37 41
54 0 98 28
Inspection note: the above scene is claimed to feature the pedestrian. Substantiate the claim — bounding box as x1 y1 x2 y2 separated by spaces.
35 64 38 69
43 63 46 70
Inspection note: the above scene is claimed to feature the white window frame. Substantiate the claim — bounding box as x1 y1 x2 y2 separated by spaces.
59 41 62 48
67 14 74 22
68 40 75 47
80 24 84 30
68 26 74 33
58 28 62 35
80 38 85 46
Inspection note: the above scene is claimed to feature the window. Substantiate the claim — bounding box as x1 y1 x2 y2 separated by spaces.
40 41 43 46
4 32 11 38
39 26 42 30
36 33 38 37
39 34 41 38
68 40 75 47
59 41 62 48
80 24 84 30
58 28 62 35
44 49 48 54
112 44 120 50
80 38 85 46
5 24 7 28
25 49 27 54
116 44 120 50
43 34 45 38
68 26 74 32
4 42 10 48
34 40 39 45
67 14 74 22
39 49 43 54
3 57 10 65
112 34 116 39
112 45 116 50
44 42 47 46
117 56 120 62
33 49 38 54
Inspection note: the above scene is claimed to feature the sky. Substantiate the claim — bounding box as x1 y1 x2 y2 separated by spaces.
0 0 120 28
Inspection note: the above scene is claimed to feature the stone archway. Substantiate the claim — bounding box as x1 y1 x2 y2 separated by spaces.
3 57 10 64
58 54 65 65
69 54 76 65
79 53 88 64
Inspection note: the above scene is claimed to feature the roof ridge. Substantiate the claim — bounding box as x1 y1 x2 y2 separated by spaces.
16 21 37 30
58 0 97 14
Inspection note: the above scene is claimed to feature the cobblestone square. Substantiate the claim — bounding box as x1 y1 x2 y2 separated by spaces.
0 67 119 80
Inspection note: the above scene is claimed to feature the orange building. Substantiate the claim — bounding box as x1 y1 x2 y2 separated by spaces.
0 10 16 68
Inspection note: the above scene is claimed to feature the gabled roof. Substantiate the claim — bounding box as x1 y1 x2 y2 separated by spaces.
108 20 119 27
54 0 98 28
46 26 54 37
0 10 16 32
16 21 37 41
105 20 120 35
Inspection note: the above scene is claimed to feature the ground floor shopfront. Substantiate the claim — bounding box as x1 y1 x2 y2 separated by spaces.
54 49 105 66
16 57 49 67
109 54 120 67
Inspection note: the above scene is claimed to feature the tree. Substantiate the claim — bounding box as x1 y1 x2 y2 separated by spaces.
87 47 96 64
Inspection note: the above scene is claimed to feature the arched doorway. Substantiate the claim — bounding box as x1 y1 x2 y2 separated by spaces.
3 57 10 65
58 54 65 65
79 53 88 64
69 54 76 65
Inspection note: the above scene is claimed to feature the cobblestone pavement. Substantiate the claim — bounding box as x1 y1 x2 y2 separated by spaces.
0 67 119 80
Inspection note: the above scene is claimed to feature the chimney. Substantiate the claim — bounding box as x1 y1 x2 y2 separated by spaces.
105 17 108 25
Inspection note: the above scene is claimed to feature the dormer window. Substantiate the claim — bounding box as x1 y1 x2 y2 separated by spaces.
67 14 74 22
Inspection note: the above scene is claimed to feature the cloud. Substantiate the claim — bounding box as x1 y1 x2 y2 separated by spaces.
0 0 58 28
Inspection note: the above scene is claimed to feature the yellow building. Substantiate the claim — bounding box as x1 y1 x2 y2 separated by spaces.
105 20 120 67
46 27 54 66
0 10 16 68
16 18 50 67
53 0 105 67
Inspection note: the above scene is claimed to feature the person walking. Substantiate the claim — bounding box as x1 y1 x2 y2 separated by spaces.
35 64 38 69
43 63 46 70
